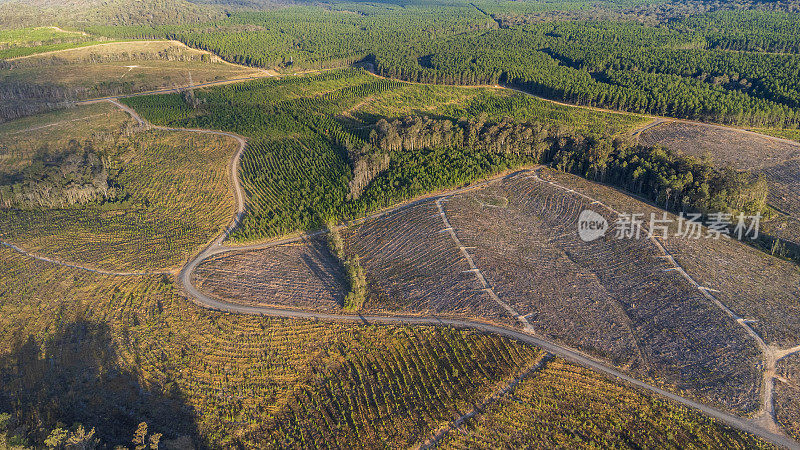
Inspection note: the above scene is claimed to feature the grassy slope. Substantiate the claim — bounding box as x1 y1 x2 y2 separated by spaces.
0 102 236 271
1 40 261 96
0 102 127 171
0 26 98 59
754 127 800 144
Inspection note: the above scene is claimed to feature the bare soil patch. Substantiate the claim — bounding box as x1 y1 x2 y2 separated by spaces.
775 353 800 440
640 121 800 246
440 173 761 413
544 170 800 348
193 237 346 310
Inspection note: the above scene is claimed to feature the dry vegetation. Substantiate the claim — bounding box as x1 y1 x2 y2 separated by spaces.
0 246 544 448
0 246 776 448
440 358 772 449
0 103 236 271
197 167 786 414
0 40 262 121
193 238 347 310
0 102 131 171
640 121 800 247
253 328 544 447
776 353 800 441
440 173 761 413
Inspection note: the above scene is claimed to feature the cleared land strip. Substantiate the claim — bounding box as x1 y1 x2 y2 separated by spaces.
527 168 800 436
3 39 172 61
176 157 796 448
435 197 534 332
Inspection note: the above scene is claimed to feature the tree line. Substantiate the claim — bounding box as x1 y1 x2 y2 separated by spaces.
368 114 769 218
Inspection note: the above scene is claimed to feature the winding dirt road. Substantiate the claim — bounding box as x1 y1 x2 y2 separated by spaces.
4 69 800 448
154 95 796 446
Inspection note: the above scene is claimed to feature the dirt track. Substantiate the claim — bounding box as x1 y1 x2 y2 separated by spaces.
3 66 800 448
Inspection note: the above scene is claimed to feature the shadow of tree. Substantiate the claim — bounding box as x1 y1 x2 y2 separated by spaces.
301 238 347 308
0 313 198 448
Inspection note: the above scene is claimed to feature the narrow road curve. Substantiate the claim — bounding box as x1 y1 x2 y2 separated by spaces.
0 99 248 276
5 68 800 448
180 265 800 449
169 121 796 449
107 98 248 240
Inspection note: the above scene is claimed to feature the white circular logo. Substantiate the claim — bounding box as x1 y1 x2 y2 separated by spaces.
578 209 608 242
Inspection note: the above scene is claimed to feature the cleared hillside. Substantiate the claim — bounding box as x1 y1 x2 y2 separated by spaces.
639 121 800 251
0 39 262 121
0 245 777 448
0 102 237 271
193 237 347 310
543 170 800 348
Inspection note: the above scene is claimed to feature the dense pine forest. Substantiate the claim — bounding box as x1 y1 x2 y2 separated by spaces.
2 0 800 129
48 1 800 129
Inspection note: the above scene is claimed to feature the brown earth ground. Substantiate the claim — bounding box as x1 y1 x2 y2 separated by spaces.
639 121 800 248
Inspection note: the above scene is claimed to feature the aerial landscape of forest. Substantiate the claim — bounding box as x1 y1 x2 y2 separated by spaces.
1 0 800 448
